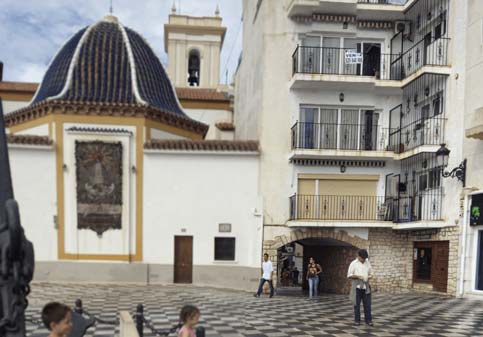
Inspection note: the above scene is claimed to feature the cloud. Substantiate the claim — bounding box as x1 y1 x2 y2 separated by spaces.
0 0 242 84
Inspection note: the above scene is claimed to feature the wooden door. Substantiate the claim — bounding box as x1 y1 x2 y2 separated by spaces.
432 241 449 293
174 236 193 284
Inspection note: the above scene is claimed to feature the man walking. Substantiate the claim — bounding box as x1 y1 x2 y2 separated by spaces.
254 253 274 298
347 249 373 326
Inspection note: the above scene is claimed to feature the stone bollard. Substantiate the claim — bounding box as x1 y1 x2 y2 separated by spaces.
120 311 140 337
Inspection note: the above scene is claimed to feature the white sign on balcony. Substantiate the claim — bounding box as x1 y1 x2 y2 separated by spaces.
345 51 363 64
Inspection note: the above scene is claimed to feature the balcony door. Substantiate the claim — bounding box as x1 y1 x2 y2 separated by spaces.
320 108 338 149
299 107 378 150
360 43 381 76
301 36 321 73
339 109 359 150
300 107 318 149
361 110 379 150
321 37 340 74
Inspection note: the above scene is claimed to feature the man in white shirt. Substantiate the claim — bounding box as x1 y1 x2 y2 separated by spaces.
254 253 274 298
347 249 373 326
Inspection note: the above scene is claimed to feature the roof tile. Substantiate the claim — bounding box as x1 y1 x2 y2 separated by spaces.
144 139 258 152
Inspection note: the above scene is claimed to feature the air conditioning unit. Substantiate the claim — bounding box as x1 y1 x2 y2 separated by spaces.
395 21 411 38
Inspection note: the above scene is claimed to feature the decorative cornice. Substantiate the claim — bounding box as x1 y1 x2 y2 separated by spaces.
144 139 259 152
292 13 356 23
6 134 53 146
67 127 133 135
291 13 394 30
291 159 386 167
358 20 394 29
4 100 209 137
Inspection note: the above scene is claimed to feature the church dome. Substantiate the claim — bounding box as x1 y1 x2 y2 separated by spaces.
31 15 185 117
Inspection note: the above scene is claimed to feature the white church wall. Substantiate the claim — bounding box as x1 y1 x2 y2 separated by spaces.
143 151 262 290
62 123 138 257
14 124 49 136
184 108 232 140
8 146 57 261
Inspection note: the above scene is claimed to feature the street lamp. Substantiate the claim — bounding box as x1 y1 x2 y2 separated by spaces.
435 143 466 187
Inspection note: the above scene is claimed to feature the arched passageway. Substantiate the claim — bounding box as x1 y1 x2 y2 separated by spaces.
265 229 369 295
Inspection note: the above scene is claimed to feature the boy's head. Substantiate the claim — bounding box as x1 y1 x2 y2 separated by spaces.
179 305 200 326
263 253 269 261
41 302 72 335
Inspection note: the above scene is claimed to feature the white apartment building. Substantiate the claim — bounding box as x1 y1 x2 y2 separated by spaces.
235 0 467 295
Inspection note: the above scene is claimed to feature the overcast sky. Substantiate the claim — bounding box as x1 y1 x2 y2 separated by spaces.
0 0 243 84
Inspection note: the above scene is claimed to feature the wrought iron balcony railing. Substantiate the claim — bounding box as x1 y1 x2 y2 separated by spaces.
289 194 389 221
291 122 390 151
391 37 450 80
292 37 449 80
289 191 444 223
385 189 444 222
387 117 445 153
292 46 396 79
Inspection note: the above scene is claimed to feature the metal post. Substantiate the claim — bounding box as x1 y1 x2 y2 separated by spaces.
74 299 83 315
135 304 144 337
0 98 35 337
196 326 205 337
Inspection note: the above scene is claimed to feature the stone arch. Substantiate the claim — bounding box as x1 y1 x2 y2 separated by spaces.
264 228 369 258
262 228 369 292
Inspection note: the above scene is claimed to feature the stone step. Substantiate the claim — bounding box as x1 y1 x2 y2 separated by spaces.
275 286 305 297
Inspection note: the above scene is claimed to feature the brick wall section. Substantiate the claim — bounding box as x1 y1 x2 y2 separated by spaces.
305 245 358 294
368 227 460 296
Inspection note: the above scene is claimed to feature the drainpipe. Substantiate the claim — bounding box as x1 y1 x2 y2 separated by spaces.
459 193 470 297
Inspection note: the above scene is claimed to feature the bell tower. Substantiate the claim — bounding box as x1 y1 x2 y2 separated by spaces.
164 4 226 88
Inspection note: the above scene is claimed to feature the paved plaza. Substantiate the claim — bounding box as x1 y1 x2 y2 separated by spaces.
26 283 483 337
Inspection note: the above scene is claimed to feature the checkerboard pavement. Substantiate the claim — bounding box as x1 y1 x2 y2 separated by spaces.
25 283 483 337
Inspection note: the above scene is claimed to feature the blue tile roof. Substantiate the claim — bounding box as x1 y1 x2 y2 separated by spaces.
30 17 186 118
32 27 87 103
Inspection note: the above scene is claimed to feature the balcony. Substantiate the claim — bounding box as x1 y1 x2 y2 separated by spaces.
290 122 394 159
286 0 408 18
290 194 389 221
289 190 444 227
388 117 445 155
290 37 450 90
386 189 444 224
286 0 358 17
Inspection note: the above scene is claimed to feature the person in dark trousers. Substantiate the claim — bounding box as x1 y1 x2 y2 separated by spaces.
254 253 274 298
347 249 374 326
292 267 300 286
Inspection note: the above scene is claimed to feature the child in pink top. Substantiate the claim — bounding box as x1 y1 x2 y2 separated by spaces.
178 305 200 337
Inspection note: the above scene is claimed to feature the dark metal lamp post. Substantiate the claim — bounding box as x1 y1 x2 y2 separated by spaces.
0 98 35 337
436 143 466 187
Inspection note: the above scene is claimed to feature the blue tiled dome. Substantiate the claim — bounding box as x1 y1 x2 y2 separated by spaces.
31 15 185 117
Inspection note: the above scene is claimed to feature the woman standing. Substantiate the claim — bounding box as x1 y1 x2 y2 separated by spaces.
306 257 322 299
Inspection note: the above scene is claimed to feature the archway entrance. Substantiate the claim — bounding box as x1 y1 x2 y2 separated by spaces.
277 238 359 294
265 228 368 295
